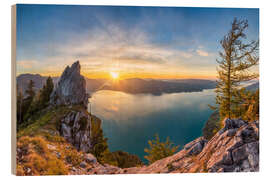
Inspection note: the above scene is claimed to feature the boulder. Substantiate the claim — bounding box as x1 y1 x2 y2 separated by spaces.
219 118 247 134
85 153 97 164
80 161 87 168
184 137 208 156
50 61 88 108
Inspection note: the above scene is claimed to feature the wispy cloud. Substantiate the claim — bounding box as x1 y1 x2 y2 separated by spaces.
17 60 38 69
196 49 209 57
17 24 218 78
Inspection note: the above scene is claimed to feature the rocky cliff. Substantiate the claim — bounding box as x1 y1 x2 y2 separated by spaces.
50 61 92 153
50 61 88 108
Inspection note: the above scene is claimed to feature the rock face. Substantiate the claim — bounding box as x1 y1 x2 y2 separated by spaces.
184 137 208 156
50 61 88 108
117 118 259 174
49 61 92 153
59 110 92 152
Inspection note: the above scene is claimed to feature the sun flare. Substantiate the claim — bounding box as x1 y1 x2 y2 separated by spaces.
110 71 119 79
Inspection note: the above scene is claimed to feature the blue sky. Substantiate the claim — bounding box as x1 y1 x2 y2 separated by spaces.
16 4 259 79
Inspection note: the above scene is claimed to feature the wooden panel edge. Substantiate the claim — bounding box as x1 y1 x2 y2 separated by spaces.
11 4 17 175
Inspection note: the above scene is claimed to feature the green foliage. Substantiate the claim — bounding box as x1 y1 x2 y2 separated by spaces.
202 111 222 140
101 150 143 168
16 86 24 129
214 18 259 121
40 77 54 106
144 134 179 164
79 117 88 130
17 106 70 138
233 88 259 121
16 80 36 128
89 115 109 161
24 77 54 121
25 80 35 98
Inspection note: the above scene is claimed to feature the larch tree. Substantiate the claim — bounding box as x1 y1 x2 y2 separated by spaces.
215 18 259 120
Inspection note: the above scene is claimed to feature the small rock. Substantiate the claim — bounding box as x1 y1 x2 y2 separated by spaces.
80 161 87 168
227 129 237 137
47 144 56 150
26 167 31 174
55 151 61 159
185 137 207 156
71 167 77 172
85 153 97 164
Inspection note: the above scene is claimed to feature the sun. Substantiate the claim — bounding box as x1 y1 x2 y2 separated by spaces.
110 71 119 79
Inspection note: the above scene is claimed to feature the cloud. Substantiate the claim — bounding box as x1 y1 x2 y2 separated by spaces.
16 23 218 78
196 49 209 57
17 60 38 69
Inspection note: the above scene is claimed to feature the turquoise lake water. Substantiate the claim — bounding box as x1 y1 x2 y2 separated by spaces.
89 89 215 162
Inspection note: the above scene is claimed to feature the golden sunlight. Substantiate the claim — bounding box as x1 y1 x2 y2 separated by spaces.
110 71 119 79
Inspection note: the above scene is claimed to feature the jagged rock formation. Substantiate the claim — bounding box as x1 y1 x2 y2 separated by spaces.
184 137 208 156
115 118 259 174
50 61 88 108
59 109 92 152
50 61 92 153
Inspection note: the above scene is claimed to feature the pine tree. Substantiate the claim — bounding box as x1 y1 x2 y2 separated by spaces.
215 18 259 120
40 76 54 107
26 77 54 116
25 80 35 99
22 80 35 121
16 85 24 128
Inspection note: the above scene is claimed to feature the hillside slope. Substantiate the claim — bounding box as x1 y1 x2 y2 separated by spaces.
17 115 259 175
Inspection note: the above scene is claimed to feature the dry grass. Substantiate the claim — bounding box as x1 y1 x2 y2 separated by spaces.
16 136 75 175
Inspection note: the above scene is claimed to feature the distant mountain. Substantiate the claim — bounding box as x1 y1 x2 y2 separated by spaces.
16 74 58 95
101 78 216 95
17 73 217 96
245 82 259 92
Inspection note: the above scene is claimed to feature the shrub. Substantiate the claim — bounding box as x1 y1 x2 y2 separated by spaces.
202 111 222 140
144 134 179 164
45 157 68 175
101 150 143 168
64 147 83 167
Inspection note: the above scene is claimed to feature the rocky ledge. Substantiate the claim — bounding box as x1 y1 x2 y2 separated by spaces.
115 118 259 174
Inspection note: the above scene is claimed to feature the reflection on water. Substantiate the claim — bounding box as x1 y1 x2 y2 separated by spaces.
89 89 215 162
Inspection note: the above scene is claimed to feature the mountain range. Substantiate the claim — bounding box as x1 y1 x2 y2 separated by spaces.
17 74 217 96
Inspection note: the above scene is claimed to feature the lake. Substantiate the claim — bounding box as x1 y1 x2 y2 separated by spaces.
89 89 216 162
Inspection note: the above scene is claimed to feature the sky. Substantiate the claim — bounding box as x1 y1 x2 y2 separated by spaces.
16 4 259 79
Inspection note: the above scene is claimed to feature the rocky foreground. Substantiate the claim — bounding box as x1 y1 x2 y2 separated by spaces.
16 118 259 175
